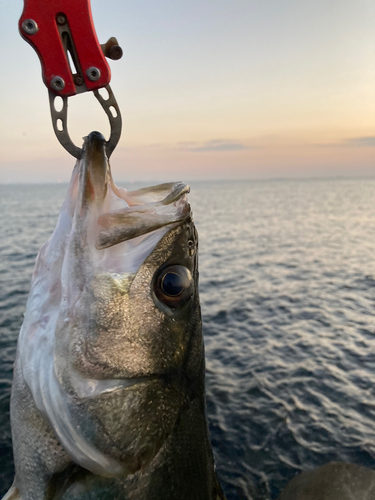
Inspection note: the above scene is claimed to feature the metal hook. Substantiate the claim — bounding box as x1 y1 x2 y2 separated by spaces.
48 85 122 159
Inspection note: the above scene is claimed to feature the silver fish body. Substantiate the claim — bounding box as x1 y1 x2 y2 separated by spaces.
6 132 225 500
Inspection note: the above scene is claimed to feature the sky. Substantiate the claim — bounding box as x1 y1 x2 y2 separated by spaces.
0 0 374 183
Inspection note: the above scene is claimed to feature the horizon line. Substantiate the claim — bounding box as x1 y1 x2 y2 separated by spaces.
1 174 375 186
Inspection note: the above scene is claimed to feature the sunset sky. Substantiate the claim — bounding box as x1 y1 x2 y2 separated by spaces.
0 0 374 183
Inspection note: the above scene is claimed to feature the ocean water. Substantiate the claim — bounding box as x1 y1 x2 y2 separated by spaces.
1 178 375 498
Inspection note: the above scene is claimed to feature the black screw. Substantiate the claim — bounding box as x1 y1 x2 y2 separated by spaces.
74 75 83 86
51 76 65 91
86 67 101 82
57 14 66 25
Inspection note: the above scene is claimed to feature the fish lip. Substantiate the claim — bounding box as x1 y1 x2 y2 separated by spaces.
84 130 106 150
82 130 107 166
78 131 108 205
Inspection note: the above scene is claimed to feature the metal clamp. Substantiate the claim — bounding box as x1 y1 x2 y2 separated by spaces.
19 0 123 97
49 85 122 159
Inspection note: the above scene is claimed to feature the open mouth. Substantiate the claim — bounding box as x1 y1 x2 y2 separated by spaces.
72 131 191 274
96 181 190 250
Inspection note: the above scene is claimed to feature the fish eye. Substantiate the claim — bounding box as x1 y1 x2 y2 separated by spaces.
161 271 185 296
154 265 193 308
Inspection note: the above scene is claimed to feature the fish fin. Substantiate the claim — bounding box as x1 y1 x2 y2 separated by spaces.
1 485 20 500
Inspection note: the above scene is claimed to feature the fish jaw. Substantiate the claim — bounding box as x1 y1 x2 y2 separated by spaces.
15 131 201 478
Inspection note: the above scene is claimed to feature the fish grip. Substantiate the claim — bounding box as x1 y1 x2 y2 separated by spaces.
49 85 122 159
20 0 123 159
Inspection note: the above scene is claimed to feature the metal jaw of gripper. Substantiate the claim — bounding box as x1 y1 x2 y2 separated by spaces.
49 85 122 159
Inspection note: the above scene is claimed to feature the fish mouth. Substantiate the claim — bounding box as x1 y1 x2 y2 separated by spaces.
84 130 107 159
78 131 108 206
73 131 190 271
96 182 190 249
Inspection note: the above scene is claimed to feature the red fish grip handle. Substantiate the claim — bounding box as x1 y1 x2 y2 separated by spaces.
19 0 123 158
19 0 111 97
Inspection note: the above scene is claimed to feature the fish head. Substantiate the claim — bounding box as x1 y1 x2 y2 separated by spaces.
18 131 204 477
64 131 201 382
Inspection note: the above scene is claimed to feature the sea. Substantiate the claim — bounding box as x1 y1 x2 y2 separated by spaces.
1 178 375 499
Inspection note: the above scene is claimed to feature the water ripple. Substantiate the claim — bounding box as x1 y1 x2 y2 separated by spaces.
1 180 375 498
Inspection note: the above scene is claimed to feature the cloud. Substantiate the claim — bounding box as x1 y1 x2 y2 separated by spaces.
342 137 375 147
177 139 248 152
313 136 375 149
177 141 199 147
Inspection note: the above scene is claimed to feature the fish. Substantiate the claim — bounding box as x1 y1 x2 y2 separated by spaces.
277 462 375 500
4 131 226 500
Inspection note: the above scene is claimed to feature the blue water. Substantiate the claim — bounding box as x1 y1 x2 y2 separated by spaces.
1 179 375 499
